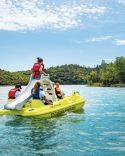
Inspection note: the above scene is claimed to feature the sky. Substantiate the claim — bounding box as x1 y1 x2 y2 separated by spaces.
0 0 125 71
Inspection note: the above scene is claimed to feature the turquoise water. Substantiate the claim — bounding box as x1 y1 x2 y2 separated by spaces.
0 86 125 156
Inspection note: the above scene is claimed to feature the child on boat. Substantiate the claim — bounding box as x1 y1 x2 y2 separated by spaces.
8 84 22 99
32 57 47 79
54 83 64 99
31 82 51 105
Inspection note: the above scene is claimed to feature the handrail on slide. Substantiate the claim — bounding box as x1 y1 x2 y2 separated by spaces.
4 74 58 110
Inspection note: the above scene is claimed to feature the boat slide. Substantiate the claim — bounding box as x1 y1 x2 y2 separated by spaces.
0 75 85 117
4 75 57 110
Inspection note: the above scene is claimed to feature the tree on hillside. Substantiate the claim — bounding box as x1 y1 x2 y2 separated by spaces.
100 63 117 86
115 57 125 83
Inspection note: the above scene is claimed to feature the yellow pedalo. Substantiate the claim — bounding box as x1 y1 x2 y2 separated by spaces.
0 92 85 118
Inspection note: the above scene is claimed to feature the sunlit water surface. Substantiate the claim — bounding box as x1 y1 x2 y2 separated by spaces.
0 85 125 156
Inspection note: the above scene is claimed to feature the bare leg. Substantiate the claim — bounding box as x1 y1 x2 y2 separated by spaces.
43 96 52 105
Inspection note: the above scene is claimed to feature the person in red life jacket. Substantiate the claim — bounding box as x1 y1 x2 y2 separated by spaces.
32 57 47 79
8 84 22 99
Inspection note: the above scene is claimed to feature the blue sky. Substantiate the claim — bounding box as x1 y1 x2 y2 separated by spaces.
0 0 125 71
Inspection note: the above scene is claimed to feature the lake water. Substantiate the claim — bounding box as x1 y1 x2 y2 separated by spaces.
0 86 125 156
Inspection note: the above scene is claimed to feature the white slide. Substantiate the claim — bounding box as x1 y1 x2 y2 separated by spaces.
4 74 58 110
4 76 40 110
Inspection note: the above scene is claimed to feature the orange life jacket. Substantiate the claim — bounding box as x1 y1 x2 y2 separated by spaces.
55 87 62 99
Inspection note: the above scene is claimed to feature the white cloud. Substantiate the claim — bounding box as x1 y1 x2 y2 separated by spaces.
115 39 125 45
74 40 84 44
104 58 115 62
98 58 115 64
119 0 125 5
0 0 107 31
86 36 112 42
86 36 125 46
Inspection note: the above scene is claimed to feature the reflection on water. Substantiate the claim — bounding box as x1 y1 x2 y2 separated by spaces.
0 86 125 156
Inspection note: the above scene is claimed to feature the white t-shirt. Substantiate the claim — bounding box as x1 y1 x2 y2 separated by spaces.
39 90 45 99
15 91 21 98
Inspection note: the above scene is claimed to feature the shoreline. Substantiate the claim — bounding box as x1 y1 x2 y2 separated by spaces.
89 83 125 87
1 84 125 88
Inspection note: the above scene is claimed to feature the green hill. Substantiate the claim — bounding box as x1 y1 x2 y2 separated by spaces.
0 69 30 85
0 64 88 85
0 56 125 86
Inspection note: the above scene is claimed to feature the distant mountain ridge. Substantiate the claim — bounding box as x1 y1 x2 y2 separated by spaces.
0 64 88 85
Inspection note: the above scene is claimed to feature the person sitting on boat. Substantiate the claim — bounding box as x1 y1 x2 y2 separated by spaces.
8 84 22 99
54 83 63 99
32 57 47 79
45 88 53 103
31 82 51 105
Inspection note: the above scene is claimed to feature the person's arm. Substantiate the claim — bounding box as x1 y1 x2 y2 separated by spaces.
39 67 48 75
39 66 47 75
31 88 34 94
